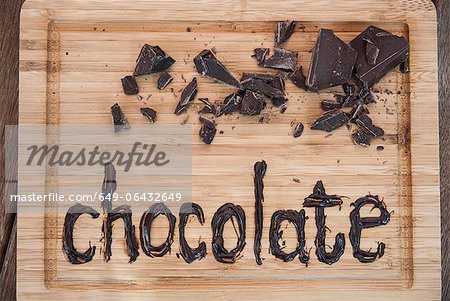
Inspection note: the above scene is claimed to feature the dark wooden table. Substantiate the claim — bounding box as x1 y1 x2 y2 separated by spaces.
0 0 448 300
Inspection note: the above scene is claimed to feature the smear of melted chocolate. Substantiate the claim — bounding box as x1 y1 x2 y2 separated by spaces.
303 181 345 265
140 202 176 257
269 209 309 265
211 203 246 264
349 195 391 263
178 202 207 263
62 204 100 264
253 160 267 265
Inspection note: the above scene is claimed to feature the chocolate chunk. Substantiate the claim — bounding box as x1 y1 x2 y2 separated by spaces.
194 49 242 88
252 48 270 63
174 78 198 115
349 104 368 121
110 103 130 132
377 145 385 151
140 107 157 123
355 114 384 138
157 71 173 90
365 40 380 65
293 122 304 138
275 20 296 46
261 48 298 71
350 26 409 88
241 78 285 99
334 94 347 104
321 100 342 111
271 97 289 107
400 59 410 73
352 131 372 147
199 122 216 145
240 91 266 116
216 93 243 116
341 95 361 108
342 83 356 96
311 109 349 132
134 44 175 76
359 88 376 104
306 29 357 92
290 66 308 91
241 73 285 92
121 76 139 95
198 98 216 114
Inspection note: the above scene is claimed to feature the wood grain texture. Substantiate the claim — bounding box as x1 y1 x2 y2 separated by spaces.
0 0 448 300
0 218 17 301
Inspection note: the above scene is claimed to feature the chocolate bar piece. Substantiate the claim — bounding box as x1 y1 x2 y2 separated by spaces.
216 93 243 116
157 71 173 90
290 66 308 91
121 76 139 95
350 26 409 88
311 109 349 132
293 122 304 138
275 20 296 46
140 107 157 123
240 91 266 116
110 103 130 132
321 100 342 111
174 78 198 115
306 29 357 92
198 98 216 114
199 116 217 144
134 44 175 76
352 131 372 147
241 78 285 99
194 49 242 88
261 48 298 71
252 48 270 63
355 113 384 138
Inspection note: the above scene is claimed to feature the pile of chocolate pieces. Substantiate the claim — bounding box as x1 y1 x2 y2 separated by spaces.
115 23 409 146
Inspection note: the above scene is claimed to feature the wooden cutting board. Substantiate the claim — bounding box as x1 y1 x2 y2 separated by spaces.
17 0 440 300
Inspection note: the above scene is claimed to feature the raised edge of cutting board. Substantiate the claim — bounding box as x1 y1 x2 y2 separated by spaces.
18 0 440 300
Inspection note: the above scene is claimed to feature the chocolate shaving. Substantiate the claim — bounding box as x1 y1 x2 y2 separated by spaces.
269 209 309 265
194 49 242 88
240 90 266 116
252 48 270 63
211 203 246 264
140 203 176 257
157 71 173 90
174 78 198 115
140 107 157 123
311 109 350 132
349 195 391 263
275 20 296 46
289 66 308 91
134 44 175 76
293 122 304 138
178 202 207 263
253 161 267 265
199 116 217 144
121 76 139 95
261 48 298 71
62 204 100 264
110 103 130 132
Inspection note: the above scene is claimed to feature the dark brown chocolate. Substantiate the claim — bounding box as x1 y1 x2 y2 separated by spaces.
157 71 173 90
275 20 296 46
174 78 198 115
215 93 243 116
289 66 308 91
261 48 298 71
241 78 285 99
253 161 267 265
293 122 304 138
321 100 342 111
306 29 357 92
134 44 175 76
350 26 409 88
311 109 350 132
240 90 266 116
178 202 207 263
355 114 384 138
198 98 216 114
140 107 157 123
199 116 217 144
352 131 372 147
252 48 270 63
110 103 130 132
121 76 139 95
194 49 242 88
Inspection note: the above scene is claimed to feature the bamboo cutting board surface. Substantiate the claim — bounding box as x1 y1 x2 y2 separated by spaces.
17 0 440 300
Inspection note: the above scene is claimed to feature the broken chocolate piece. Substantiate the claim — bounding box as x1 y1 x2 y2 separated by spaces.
261 48 298 71
179 202 207 263
334 94 347 104
365 40 380 66
359 88 376 104
293 122 304 138
321 100 342 111
121 76 139 95
341 95 361 108
174 78 198 115
215 93 243 116
199 116 217 144
275 20 296 46
356 114 384 138
352 131 372 147
306 29 357 92
110 103 130 132
342 83 356 96
290 66 308 91
241 78 285 99
140 107 157 123
271 97 288 107
252 48 270 63
240 91 266 116
194 49 242 88
134 44 175 76
400 59 410 73
157 71 173 90
350 26 409 88
311 109 350 132
349 104 368 121
254 161 267 265
198 98 216 114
